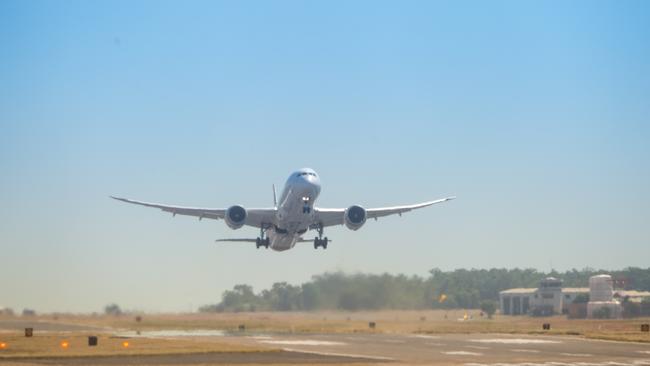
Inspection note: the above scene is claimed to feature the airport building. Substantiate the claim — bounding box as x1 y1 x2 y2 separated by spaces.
500 274 650 317
499 277 585 316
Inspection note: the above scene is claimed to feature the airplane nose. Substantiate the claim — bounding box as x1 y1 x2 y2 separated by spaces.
300 175 320 196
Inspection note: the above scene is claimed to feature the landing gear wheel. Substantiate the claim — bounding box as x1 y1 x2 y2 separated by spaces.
314 237 328 249
255 238 261 249
264 238 270 249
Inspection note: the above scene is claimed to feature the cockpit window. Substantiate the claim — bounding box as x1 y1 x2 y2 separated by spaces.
298 172 317 177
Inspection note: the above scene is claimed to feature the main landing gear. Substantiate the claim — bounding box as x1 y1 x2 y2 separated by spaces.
314 224 328 249
256 225 270 249
256 237 270 249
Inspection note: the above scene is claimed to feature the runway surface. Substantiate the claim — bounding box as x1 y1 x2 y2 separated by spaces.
2 319 650 365
227 332 650 365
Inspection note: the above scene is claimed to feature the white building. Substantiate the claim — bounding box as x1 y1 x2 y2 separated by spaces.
587 274 622 318
499 277 589 316
499 274 647 318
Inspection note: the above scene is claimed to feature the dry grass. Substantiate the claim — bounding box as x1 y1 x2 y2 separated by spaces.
0 333 270 359
69 310 650 341
4 310 650 344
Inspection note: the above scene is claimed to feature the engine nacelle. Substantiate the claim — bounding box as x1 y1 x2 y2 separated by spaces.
225 205 247 230
344 205 367 231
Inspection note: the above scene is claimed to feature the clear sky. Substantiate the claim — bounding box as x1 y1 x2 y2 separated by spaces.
1 1 649 313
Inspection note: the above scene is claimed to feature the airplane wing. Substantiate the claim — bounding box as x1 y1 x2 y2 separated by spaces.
110 196 276 228
314 197 455 228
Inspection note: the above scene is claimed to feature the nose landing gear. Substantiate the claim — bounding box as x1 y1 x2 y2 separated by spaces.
302 197 311 214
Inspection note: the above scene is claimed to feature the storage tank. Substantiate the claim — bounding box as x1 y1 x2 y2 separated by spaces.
589 274 614 302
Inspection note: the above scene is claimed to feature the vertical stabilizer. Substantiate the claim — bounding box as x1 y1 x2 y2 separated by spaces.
272 184 277 207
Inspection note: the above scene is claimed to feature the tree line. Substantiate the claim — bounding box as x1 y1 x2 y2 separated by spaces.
198 267 650 313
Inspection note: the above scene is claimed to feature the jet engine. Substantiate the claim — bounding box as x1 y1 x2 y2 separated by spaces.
225 205 247 229
344 205 367 230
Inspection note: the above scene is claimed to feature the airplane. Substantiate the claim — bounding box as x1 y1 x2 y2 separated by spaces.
111 168 455 252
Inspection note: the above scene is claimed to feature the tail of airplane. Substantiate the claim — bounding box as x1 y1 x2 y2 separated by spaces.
272 184 277 207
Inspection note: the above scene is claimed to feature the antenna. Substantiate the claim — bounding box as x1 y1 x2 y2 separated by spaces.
272 184 277 207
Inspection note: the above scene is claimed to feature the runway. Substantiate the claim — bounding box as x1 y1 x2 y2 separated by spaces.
2 317 650 365
228 332 650 365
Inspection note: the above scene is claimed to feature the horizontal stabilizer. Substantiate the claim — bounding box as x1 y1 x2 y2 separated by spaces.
215 238 258 243
215 238 319 243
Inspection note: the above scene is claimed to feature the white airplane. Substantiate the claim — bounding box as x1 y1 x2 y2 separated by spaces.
111 168 455 251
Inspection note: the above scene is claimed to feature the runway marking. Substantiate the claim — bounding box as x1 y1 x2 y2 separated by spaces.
638 352 650 355
444 351 484 356
560 353 593 357
114 329 225 338
282 347 395 361
512 349 541 353
466 345 490 350
411 334 441 339
261 340 345 346
471 338 561 345
249 335 272 340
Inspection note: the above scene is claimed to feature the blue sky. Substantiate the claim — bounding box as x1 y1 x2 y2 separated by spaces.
1 1 649 312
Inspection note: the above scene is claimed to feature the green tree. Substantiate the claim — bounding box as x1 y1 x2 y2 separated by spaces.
104 303 122 316
480 300 497 318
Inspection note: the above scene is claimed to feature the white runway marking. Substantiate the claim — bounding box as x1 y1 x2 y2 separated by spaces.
472 338 561 344
282 348 395 361
261 340 345 346
512 349 541 353
467 345 490 350
638 352 650 355
444 351 484 356
427 342 446 346
560 353 593 357
114 329 225 338
249 335 272 340
411 334 441 339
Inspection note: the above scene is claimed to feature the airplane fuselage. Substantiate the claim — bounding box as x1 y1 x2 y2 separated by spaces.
268 168 322 251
